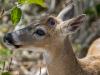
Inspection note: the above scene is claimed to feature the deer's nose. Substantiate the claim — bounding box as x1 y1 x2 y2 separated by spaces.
3 33 14 45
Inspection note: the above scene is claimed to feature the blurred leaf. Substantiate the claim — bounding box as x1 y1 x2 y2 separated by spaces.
0 49 11 56
95 4 100 16
0 61 5 67
0 61 4 65
11 6 22 25
2 72 11 75
28 0 46 7
0 61 5 70
18 0 46 7
84 7 96 16
84 7 97 21
18 0 25 4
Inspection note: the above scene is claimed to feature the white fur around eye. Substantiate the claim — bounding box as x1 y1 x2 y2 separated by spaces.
33 33 45 40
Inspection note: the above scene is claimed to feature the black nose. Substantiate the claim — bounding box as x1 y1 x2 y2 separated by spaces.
3 33 14 45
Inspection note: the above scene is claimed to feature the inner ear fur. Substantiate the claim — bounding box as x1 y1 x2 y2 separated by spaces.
62 14 86 32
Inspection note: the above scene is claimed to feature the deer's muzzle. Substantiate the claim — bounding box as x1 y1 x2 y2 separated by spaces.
3 33 22 48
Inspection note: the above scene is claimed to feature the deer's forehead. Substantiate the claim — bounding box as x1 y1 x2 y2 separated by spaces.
28 16 61 31
32 15 58 24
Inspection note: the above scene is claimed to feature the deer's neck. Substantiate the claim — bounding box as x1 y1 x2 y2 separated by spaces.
47 37 85 75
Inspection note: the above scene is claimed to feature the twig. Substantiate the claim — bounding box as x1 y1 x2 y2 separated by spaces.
0 9 4 19
2 61 6 72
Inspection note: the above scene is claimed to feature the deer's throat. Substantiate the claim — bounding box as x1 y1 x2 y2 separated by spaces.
46 37 84 75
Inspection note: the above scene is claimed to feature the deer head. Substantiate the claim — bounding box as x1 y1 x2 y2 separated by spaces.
3 13 86 54
3 3 86 62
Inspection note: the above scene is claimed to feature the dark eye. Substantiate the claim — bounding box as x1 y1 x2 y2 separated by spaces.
48 18 56 26
35 29 45 36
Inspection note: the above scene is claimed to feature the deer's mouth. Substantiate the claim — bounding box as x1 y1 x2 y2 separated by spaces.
13 44 23 48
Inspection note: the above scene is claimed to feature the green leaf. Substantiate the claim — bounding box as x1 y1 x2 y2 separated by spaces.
11 6 22 25
2 72 11 75
18 0 46 7
28 0 46 7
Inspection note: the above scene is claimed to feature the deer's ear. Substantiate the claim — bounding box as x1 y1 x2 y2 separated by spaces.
46 17 57 27
63 14 86 33
57 4 74 21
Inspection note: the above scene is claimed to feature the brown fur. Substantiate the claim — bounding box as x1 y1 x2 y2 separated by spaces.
87 38 100 56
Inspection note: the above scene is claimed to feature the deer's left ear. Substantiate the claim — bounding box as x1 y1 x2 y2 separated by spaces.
57 4 74 21
63 14 86 33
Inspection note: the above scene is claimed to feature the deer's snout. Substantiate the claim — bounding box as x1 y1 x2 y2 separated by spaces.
3 33 14 45
3 32 23 48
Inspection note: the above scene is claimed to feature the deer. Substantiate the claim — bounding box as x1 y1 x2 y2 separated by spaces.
3 4 100 75
87 38 100 56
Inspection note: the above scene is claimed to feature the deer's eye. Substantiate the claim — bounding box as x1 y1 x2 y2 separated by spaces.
34 29 45 36
47 18 56 26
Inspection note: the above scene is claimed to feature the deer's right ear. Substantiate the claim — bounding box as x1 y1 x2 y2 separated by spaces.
61 14 87 34
57 4 74 21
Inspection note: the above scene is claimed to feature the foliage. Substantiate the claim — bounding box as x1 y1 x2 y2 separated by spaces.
11 0 45 25
18 0 46 7
84 7 97 22
84 3 100 17
96 4 100 16
11 6 22 26
1 72 11 75
84 7 96 16
0 49 11 56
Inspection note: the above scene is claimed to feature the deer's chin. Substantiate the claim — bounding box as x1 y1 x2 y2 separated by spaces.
4 42 23 50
